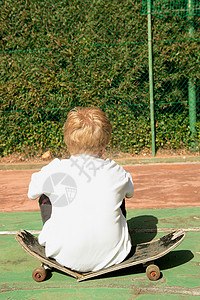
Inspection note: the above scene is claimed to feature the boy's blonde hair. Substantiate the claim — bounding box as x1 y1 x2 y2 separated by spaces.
63 107 112 155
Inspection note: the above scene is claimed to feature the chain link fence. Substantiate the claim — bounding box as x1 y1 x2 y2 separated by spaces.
0 0 199 158
142 0 200 155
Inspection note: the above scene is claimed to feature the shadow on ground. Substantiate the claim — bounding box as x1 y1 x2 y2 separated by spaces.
128 215 158 245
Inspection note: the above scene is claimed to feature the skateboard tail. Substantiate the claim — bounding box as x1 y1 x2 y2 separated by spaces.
15 230 83 280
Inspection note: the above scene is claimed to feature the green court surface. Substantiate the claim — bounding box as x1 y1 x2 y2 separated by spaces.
1 207 200 299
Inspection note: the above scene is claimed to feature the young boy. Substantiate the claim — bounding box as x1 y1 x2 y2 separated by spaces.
28 107 134 272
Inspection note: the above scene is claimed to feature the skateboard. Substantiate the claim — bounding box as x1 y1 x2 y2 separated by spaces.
15 229 185 282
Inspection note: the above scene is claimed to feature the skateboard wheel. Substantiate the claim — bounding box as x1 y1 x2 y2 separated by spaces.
146 264 160 281
32 267 47 282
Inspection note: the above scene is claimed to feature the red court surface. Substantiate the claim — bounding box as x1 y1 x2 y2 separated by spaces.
1 163 199 212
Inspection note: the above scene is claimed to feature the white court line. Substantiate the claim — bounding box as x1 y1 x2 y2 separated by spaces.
1 228 200 235
130 228 200 233
0 230 41 235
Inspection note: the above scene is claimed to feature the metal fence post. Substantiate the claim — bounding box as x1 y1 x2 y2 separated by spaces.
188 0 196 140
147 0 155 156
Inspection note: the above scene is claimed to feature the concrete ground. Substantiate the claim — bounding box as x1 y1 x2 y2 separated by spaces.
1 207 200 299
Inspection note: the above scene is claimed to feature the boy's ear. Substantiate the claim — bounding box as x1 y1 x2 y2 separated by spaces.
98 147 105 157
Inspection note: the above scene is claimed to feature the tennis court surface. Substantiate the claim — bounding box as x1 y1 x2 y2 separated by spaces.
1 159 200 299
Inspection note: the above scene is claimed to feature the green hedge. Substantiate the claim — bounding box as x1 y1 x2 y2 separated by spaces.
0 0 199 157
1 105 199 157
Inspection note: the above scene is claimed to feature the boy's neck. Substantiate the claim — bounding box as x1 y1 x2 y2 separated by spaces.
73 153 100 159
72 148 105 159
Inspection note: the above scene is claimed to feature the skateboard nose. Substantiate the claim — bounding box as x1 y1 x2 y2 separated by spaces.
171 230 185 240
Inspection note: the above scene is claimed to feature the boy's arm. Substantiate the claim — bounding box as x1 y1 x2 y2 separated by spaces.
28 158 60 200
28 172 43 200
125 172 134 198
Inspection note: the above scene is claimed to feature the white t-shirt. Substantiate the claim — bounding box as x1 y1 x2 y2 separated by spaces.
28 154 134 272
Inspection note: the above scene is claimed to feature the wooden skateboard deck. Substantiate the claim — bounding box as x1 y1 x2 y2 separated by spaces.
16 229 185 282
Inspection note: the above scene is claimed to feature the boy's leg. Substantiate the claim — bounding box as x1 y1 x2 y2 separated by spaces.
39 194 52 225
121 198 135 260
120 199 127 218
